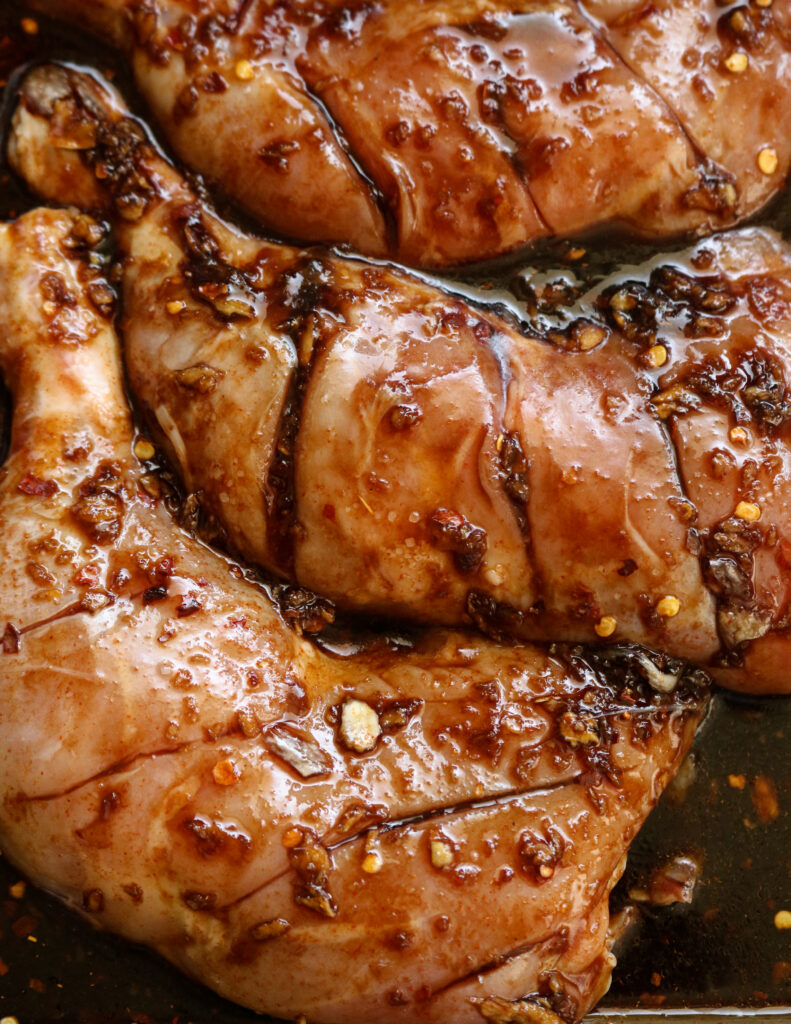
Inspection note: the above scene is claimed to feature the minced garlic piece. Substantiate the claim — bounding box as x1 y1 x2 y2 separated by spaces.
166 299 186 315
484 565 505 587
656 595 680 618
340 699 381 753
646 345 668 368
724 52 749 73
430 838 454 869
735 501 761 522
578 325 607 351
729 426 750 446
775 910 791 930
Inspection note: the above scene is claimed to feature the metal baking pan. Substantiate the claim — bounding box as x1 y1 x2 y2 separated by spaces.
1 8 791 1022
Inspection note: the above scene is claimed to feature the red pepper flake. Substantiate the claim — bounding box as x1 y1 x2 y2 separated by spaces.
177 593 203 617
11 913 38 938
74 564 101 586
18 474 58 498
751 775 780 824
0 957 8 975
322 503 336 521
29 977 46 993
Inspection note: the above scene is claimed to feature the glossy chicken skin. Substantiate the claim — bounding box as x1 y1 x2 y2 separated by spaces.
25 0 791 266
10 64 721 673
0 206 708 1023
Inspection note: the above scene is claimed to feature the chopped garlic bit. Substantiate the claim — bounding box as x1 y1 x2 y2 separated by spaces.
776 910 791 930
729 425 750 446
212 758 241 786
21 17 38 34
340 699 381 753
735 500 761 522
577 324 607 351
656 595 680 618
166 299 186 315
758 147 779 176
430 838 454 869
484 565 505 587
724 51 749 73
594 615 617 638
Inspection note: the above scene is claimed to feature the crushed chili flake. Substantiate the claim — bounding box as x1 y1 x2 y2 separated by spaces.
18 474 57 498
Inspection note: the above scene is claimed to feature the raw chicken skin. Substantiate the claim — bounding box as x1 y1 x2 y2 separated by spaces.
24 0 791 266
0 206 707 1023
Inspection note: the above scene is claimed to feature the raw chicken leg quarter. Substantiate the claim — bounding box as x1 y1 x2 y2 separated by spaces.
0 206 707 1023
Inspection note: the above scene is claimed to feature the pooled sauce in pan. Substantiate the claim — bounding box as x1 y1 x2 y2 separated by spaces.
1 7 791 1022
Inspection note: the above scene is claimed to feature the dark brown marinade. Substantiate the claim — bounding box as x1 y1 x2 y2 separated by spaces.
175 208 259 319
679 348 790 434
263 256 334 575
288 829 337 919
70 462 126 544
263 369 302 576
498 429 530 539
428 507 488 574
551 643 710 784
276 585 335 635
596 265 736 352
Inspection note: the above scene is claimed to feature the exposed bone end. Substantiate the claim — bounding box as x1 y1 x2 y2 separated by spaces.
9 67 106 211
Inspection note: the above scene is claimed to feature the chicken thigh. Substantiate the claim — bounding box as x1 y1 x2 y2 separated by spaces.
23 0 791 266
0 205 708 1023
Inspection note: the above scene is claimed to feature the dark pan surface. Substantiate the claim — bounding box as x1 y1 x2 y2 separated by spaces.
1 6 791 1021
